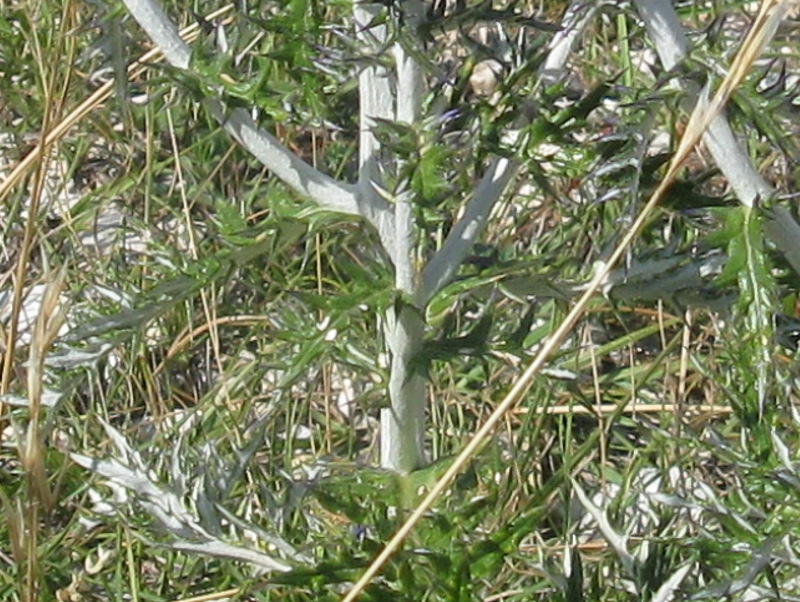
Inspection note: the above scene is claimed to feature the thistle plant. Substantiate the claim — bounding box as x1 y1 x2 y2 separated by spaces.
5 0 800 599
114 0 597 473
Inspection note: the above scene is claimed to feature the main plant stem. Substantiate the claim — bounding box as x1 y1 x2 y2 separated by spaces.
381 0 427 473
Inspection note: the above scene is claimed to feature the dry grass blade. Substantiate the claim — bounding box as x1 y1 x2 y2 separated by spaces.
1 6 77 599
0 8 234 599
666 0 791 184
0 3 232 398
20 266 67 513
341 1 793 599
516 403 732 416
153 314 272 378
1 491 26 569
171 588 240 602
0 4 235 207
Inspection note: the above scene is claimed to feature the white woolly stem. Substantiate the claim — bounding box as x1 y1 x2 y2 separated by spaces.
381 0 427 473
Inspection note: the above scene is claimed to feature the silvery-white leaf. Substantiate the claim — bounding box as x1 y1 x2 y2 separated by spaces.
72 417 301 573
0 389 61 408
651 492 702 511
771 429 797 474
692 538 779 599
572 479 635 575
168 540 290 573
89 284 133 306
193 477 222 535
706 493 757 535
652 563 692 602
70 451 203 539
45 342 114 368
214 503 312 564
729 538 780 594
87 487 119 516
